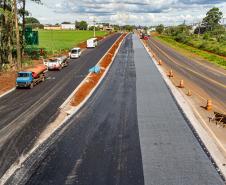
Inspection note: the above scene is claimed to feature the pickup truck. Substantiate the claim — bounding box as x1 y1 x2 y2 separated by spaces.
45 56 68 70
16 65 47 88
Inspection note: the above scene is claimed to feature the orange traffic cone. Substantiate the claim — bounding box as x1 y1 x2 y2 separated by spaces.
178 80 184 88
187 89 192 96
206 99 212 111
168 69 174 78
158 60 162 65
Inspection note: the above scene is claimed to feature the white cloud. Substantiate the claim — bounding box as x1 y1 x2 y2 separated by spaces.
26 0 226 25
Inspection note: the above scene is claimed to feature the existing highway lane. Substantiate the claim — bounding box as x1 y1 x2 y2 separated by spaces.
0 33 121 178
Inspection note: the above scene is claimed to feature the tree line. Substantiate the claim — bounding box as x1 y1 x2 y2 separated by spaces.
0 0 41 71
155 8 226 56
156 8 225 42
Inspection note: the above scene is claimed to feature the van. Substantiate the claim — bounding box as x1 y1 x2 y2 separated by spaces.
87 38 98 48
69 48 81 59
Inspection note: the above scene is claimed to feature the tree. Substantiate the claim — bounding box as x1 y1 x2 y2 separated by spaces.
13 0 21 69
75 21 88 30
210 25 225 41
61 21 71 24
25 17 40 24
0 0 42 70
0 1 14 69
156 24 164 34
202 7 223 31
19 0 42 56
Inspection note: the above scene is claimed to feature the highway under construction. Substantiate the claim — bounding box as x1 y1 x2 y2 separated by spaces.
0 34 224 185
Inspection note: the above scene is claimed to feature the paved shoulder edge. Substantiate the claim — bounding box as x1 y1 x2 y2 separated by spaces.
140 36 226 181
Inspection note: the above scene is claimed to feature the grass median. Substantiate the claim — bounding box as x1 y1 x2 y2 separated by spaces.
154 35 226 69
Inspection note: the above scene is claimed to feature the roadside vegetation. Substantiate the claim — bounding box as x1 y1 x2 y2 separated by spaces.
38 30 107 53
155 8 226 68
0 1 109 71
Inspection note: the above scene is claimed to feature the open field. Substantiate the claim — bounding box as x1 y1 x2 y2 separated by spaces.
155 35 226 69
38 30 107 53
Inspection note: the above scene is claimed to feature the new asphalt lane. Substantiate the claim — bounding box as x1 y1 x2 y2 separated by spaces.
25 33 144 185
17 34 224 185
0 33 121 178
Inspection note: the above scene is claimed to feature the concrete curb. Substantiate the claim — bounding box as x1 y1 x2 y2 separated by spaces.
141 38 226 180
1 34 126 185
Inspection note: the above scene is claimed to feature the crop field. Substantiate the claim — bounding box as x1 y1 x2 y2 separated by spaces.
38 30 107 53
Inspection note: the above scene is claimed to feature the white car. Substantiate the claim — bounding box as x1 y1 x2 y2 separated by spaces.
69 48 81 59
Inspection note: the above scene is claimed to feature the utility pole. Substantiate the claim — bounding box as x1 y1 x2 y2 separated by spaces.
22 0 25 56
93 18 96 38
13 0 21 69
198 22 201 38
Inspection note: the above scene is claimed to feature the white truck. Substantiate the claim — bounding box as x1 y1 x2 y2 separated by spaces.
87 38 98 48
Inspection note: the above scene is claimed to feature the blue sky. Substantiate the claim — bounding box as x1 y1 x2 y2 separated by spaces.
27 0 226 26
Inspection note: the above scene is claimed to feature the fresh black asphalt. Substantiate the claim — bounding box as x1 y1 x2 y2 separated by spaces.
25 33 144 185
0 33 121 178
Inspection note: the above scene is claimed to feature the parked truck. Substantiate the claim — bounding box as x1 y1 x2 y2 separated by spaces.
16 65 47 88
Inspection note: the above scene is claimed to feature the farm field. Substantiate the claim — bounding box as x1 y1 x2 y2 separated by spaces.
38 30 107 53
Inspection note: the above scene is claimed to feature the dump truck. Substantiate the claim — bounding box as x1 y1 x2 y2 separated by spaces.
16 65 47 88
140 33 149 40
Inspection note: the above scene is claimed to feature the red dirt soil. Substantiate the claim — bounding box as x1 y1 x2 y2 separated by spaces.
70 33 126 107
0 72 17 95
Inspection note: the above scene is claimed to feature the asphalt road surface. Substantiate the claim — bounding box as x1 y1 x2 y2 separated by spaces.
18 34 224 185
0 33 121 178
25 33 144 185
134 35 224 185
148 37 226 111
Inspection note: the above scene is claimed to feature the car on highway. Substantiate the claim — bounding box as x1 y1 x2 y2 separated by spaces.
69 48 81 59
46 56 68 70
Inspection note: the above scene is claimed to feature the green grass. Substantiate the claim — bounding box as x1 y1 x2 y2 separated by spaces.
37 30 107 53
155 35 226 69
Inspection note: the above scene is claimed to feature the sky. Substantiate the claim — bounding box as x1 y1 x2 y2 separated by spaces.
27 0 226 26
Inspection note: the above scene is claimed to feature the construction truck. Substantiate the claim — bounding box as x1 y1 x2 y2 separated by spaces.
16 65 47 88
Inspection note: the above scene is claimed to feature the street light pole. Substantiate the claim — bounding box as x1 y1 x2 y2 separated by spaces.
93 19 96 38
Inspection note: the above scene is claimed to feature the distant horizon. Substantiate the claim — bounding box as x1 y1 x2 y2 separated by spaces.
27 0 226 26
